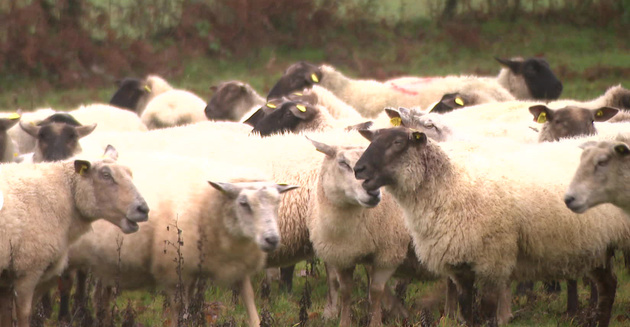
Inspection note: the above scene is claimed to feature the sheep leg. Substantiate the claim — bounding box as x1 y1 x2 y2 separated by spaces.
479 283 500 327
543 280 561 294
279 265 295 293
589 251 617 327
381 280 409 319
367 267 396 327
444 277 458 319
624 250 630 275
323 263 340 320
0 287 15 326
239 275 261 327
566 279 578 315
585 276 598 307
337 265 356 327
58 270 74 321
496 282 513 325
451 268 475 326
14 273 42 327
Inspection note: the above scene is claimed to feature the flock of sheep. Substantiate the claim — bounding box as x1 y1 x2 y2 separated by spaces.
1 56 629 327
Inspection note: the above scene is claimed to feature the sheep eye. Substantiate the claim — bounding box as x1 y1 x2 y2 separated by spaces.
102 172 113 180
424 122 435 129
338 161 351 170
239 199 250 209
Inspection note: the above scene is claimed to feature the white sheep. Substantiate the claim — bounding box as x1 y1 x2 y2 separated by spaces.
565 133 630 216
66 152 297 327
141 89 208 130
307 139 410 327
0 145 149 327
353 127 630 326
70 103 148 132
205 80 266 122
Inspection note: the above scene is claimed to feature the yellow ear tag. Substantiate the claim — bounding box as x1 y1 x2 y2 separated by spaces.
266 103 277 109
596 110 603 117
296 104 307 112
13 153 18 157
8 113 20 120
293 92 303 96
390 117 402 127
414 133 422 140
455 97 464 106
311 73 319 83
537 112 547 124
79 164 88 175
144 85 152 93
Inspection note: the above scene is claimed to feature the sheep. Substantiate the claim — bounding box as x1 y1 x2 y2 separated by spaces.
266 58 562 117
109 75 173 115
0 113 21 162
307 138 410 326
565 134 630 215
494 57 563 100
353 127 630 327
205 80 266 122
18 114 97 163
0 145 149 327
140 89 208 129
65 152 297 327
7 108 56 154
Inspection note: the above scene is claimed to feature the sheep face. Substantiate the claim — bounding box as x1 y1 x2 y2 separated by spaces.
429 93 468 114
20 119 97 162
209 182 298 253
251 101 318 136
496 57 563 100
565 140 630 213
267 61 323 100
310 139 381 208
530 105 618 142
109 77 150 113
354 127 428 192
386 108 451 142
205 81 254 121
74 145 149 234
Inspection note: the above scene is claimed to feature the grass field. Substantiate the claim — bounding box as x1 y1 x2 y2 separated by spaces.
2 9 629 327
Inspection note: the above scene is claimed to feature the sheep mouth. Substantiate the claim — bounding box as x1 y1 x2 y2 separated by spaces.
361 179 382 193
566 203 588 214
119 218 139 234
259 243 279 253
359 189 382 208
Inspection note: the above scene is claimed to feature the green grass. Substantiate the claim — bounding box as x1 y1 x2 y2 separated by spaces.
42 255 630 326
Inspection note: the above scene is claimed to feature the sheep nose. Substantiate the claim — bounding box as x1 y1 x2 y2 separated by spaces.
136 202 150 216
564 195 575 206
265 235 279 248
367 189 380 197
354 165 365 178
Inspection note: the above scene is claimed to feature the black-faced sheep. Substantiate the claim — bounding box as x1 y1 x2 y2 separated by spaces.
353 127 630 327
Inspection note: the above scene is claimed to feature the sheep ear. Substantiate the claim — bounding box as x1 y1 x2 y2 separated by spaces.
208 181 241 198
494 57 521 73
578 141 598 149
345 121 373 131
19 120 41 137
307 136 337 157
0 114 20 130
622 93 630 109
74 160 91 175
103 145 119 161
385 108 403 126
359 129 376 141
529 105 552 124
288 103 313 120
77 123 98 138
242 109 265 127
592 107 619 122
276 184 299 194
411 131 427 144
614 144 630 157
209 85 218 92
